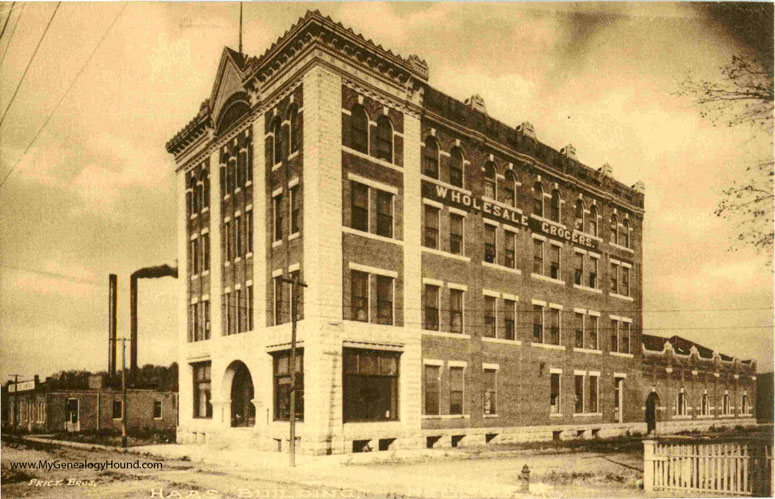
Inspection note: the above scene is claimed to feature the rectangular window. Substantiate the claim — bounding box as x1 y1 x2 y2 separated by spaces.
291 186 300 235
484 295 496 338
273 351 304 421
234 216 242 258
505 231 516 268
351 271 369 322
610 263 618 294
450 214 464 255
484 224 496 263
449 366 464 415
588 315 598 350
610 319 618 353
376 191 393 238
274 277 286 325
621 322 630 354
550 245 560 280
424 284 439 330
450 289 464 334
247 144 253 183
503 299 516 340
549 308 560 345
424 205 439 249
484 369 497 415
236 289 243 333
622 267 630 296
533 305 543 342
574 375 584 414
589 375 599 413
112 400 123 420
203 234 210 271
191 239 199 274
533 239 544 274
343 349 399 422
290 271 303 321
550 373 561 414
203 300 210 340
574 312 584 348
424 365 440 415
376 275 393 325
222 293 231 335
589 257 598 289
153 401 162 419
193 362 212 418
574 253 583 285
273 194 283 241
246 211 253 254
188 303 196 342
351 182 369 232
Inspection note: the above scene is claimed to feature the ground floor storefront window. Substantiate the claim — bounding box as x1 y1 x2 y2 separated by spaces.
343 348 400 422
273 350 304 421
192 362 212 419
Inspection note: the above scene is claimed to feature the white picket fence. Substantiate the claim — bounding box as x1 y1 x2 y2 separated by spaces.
644 440 773 496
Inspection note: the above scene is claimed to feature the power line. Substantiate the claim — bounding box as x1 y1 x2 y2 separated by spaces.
0 2 126 189
0 2 15 40
0 2 24 68
0 2 60 128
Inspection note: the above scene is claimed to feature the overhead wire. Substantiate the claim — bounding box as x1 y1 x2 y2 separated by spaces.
0 2 25 67
0 2 16 40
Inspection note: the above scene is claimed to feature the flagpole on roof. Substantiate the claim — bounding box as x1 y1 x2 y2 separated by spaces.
239 2 243 57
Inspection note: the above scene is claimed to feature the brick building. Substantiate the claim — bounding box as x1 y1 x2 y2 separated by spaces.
166 11 756 454
2 375 177 434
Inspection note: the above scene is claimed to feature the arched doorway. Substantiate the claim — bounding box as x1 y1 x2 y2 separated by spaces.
645 392 660 435
228 361 255 427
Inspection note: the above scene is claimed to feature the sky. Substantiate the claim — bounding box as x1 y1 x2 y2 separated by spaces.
0 2 773 384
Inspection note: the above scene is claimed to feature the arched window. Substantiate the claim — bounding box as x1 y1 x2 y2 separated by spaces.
610 214 618 244
575 200 585 230
742 394 749 415
350 105 369 154
288 106 300 154
677 390 687 416
533 182 544 217
483 162 496 199
375 115 393 163
503 170 517 207
550 190 561 223
701 393 710 416
449 147 464 188
272 119 283 165
186 175 194 215
588 205 598 237
422 137 439 178
722 394 730 415
622 219 631 248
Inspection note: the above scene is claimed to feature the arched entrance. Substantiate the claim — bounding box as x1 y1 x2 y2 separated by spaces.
645 392 660 435
226 361 255 427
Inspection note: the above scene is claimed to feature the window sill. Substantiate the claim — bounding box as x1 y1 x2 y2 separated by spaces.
245 253 252 260
344 226 404 246
289 151 299 161
530 213 567 230
573 284 602 294
235 187 241 194
224 194 231 201
483 337 521 346
420 174 471 195
153 417 163 421
531 273 565 286
190 214 198 220
272 240 282 248
272 162 282 172
245 181 252 188
224 262 231 268
421 246 469 261
202 207 209 213
573 229 600 243
483 414 499 419
573 347 602 355
202 270 210 276
483 196 522 214
421 414 470 420
483 261 521 275
672 415 692 420
190 274 199 281
610 293 634 302
235 257 242 263
610 243 635 253
697 415 715 419
422 330 471 340
610 352 634 358
550 413 563 418
531 342 565 351
572 413 602 418
289 232 300 241
342 146 403 173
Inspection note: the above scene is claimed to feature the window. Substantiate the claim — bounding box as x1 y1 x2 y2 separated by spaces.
505 231 516 268
449 148 464 188
550 373 561 414
533 239 544 274
194 183 202 213
274 277 286 325
589 375 599 413
351 182 369 232
503 171 517 207
610 262 618 294
423 137 439 178
614 377 623 414
289 106 300 154
273 351 304 421
621 267 630 296
189 303 196 341
533 183 544 217
228 159 236 193
424 365 440 415
574 252 583 285
191 239 199 274
153 401 162 419
112 400 123 420
236 289 243 333
484 295 496 338
533 304 544 342
193 362 212 418
484 162 496 199
503 299 516 340
484 224 496 263
246 145 253 183
272 119 283 165
701 393 710 416
234 216 242 258
549 245 560 279
677 391 687 416
575 200 584 231
588 315 598 350
588 205 598 236
610 215 618 244
203 174 210 209
219 166 226 199
622 219 631 248
484 369 497 415
351 105 369 154
450 214 464 255
351 271 369 322
722 394 730 415
224 220 232 262
574 312 584 348
222 293 231 335
376 191 393 238
246 211 252 254
449 366 464 415
450 289 464 334
610 319 618 353
424 205 439 249
550 190 561 222
343 349 399 422
273 194 283 242
549 308 560 345
376 275 393 325
621 322 630 353
375 115 393 163
246 286 253 331
574 375 584 414
237 151 245 187
202 300 211 340
424 284 440 330
291 186 300 235
742 394 749 415
588 256 598 289
203 234 210 271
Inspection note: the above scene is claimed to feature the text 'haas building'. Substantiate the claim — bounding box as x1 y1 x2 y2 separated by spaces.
166 11 757 454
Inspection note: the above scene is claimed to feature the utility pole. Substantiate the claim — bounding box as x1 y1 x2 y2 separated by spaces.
118 338 130 449
238 2 243 57
279 274 307 467
8 374 20 429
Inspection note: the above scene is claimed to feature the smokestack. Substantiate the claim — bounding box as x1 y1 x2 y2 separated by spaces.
109 274 117 377
130 264 178 379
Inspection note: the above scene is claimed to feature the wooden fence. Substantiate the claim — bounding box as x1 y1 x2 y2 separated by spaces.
644 440 773 496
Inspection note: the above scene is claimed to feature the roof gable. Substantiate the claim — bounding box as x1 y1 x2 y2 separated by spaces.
209 47 248 131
